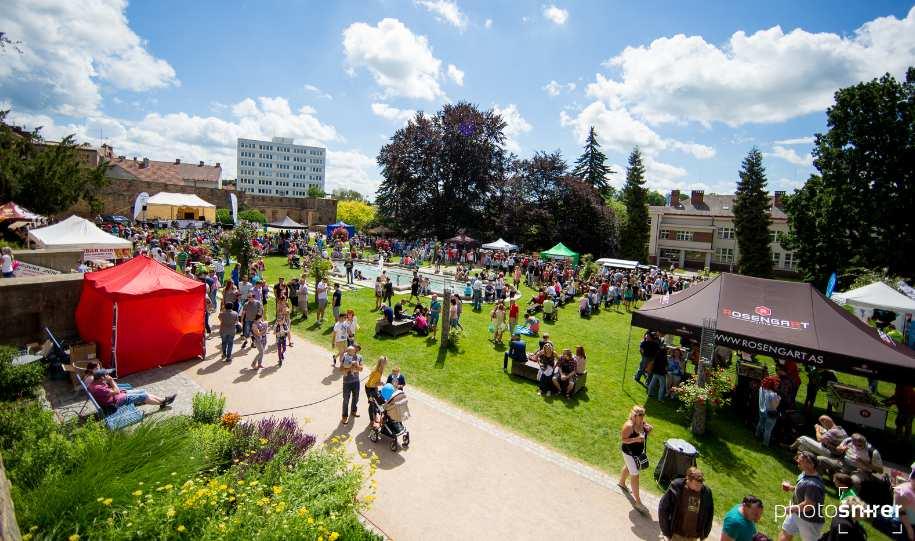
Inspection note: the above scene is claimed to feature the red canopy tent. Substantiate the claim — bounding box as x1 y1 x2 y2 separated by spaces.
75 256 205 376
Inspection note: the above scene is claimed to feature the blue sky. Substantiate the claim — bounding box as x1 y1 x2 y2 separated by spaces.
2 0 914 198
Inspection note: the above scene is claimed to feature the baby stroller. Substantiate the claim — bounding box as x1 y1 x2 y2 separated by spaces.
288 254 301 269
369 384 411 452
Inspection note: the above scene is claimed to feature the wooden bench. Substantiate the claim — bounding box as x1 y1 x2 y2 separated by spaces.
376 318 414 337
510 359 588 394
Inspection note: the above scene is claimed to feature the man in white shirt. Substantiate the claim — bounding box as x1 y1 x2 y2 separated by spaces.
331 314 350 366
471 276 483 311
316 278 328 323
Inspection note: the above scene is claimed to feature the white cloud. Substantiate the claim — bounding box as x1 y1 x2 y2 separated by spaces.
774 136 814 145
6 96 339 180
303 84 333 100
342 18 447 101
769 145 813 167
493 104 532 154
588 7 915 127
560 101 715 159
447 64 464 86
326 149 383 197
415 0 467 30
0 0 178 116
371 102 415 124
542 5 569 25
484 18 493 29
543 80 576 96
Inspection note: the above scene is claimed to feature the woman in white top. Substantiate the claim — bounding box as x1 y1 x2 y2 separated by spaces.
1 247 14 278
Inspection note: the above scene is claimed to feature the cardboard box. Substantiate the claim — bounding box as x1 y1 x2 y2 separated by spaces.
69 342 97 363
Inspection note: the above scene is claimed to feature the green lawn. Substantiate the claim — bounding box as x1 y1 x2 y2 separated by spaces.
252 256 903 538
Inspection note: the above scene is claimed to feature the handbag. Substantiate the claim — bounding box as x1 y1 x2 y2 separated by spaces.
636 452 649 470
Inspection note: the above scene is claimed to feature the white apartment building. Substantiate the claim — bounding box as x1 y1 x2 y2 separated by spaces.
647 189 800 274
236 137 326 198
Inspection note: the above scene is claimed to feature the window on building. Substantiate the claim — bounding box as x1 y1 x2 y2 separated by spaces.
718 227 734 240
769 230 784 244
676 231 692 241
771 251 781 267
784 252 797 271
715 248 734 263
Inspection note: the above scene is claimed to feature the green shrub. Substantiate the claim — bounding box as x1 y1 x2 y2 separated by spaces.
77 442 379 541
0 346 45 401
14 417 208 536
191 423 235 469
0 401 106 490
191 390 226 424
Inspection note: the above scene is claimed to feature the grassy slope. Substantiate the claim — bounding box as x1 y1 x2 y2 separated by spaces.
256 256 901 538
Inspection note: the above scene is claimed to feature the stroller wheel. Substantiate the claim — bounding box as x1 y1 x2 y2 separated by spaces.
402 433 410 448
390 440 399 452
369 429 380 443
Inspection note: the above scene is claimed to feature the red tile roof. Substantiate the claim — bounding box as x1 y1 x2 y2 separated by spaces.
114 157 221 184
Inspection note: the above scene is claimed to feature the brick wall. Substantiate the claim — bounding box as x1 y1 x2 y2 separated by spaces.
0 274 83 346
67 178 338 225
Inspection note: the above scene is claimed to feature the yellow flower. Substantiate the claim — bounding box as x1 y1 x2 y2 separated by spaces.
259 437 268 445
272 485 283 495
22 534 32 541
68 535 80 541
177 524 186 533
249 480 258 486
237 480 245 485
102 498 113 506
329 533 340 541
363 495 375 503
132 490 143 497
318 536 324 541
307 517 315 525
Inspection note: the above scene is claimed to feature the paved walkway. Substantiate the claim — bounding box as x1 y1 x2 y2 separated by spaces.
178 331 713 541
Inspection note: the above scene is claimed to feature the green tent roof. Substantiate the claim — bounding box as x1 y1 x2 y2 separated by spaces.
541 242 579 264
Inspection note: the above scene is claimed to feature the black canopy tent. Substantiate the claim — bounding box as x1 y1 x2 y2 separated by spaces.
267 216 308 230
630 273 915 381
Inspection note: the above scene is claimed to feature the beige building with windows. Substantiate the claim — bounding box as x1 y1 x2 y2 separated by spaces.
647 189 799 275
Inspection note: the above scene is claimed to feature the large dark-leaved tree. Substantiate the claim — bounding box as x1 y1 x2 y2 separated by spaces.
571 126 614 198
784 68 915 287
0 110 109 216
555 177 618 256
619 148 649 262
376 102 506 239
733 148 773 278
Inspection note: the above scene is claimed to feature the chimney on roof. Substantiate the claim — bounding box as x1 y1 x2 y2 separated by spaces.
670 189 680 206
118 155 125 160
773 190 786 209
142 157 149 168
691 190 704 206
215 162 221 168
198 160 204 167
174 158 181 165
132 156 137 162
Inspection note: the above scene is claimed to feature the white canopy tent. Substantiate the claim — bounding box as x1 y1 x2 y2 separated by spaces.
596 257 639 269
28 215 133 250
833 281 915 333
481 238 518 252
145 192 216 222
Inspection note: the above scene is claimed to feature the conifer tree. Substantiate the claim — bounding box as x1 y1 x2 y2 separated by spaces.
571 126 614 198
619 148 649 262
733 148 773 277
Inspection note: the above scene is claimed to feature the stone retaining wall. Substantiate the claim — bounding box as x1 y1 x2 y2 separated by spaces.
0 274 83 346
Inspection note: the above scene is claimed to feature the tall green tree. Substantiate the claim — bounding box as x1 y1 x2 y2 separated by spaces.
784 68 915 287
733 148 773 277
571 126 614 198
331 188 365 202
619 148 649 262
555 177 618 256
0 110 109 216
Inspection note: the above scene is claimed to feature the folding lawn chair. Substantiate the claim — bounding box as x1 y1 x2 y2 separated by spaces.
73 369 143 430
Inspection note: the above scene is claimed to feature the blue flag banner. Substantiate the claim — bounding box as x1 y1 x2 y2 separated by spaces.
825 272 837 298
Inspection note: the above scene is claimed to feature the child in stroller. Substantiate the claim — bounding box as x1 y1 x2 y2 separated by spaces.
369 383 411 452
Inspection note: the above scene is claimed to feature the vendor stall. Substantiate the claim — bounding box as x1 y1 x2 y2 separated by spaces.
326 221 356 238
28 215 133 259
144 192 216 223
541 242 579 266
446 232 477 246
596 257 638 270
481 238 518 252
833 281 915 343
630 273 915 381
75 256 205 376
268 216 308 229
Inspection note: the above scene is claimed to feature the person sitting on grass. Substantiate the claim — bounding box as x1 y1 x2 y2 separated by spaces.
790 415 847 459
413 309 429 335
578 295 591 317
574 345 587 375
84 362 175 411
542 297 557 322
553 348 578 397
394 299 413 321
